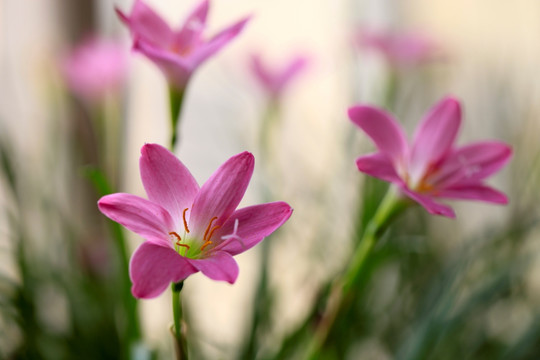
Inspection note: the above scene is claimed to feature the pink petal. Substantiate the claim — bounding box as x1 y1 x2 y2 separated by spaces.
400 187 456 218
430 141 512 188
98 193 174 247
133 39 193 89
212 201 293 256
436 184 508 204
116 0 174 48
348 106 408 165
189 152 254 239
130 242 197 298
409 96 461 178
356 152 404 184
275 56 309 92
140 143 199 224
188 17 250 67
173 0 209 50
187 251 239 284
250 54 276 93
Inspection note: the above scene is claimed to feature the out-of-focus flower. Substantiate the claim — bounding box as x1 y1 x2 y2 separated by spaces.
249 53 309 101
98 144 292 298
61 37 127 102
355 29 441 67
116 0 249 90
349 96 512 218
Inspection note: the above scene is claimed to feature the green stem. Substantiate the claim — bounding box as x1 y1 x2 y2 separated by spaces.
172 281 188 360
383 68 398 111
304 189 403 359
169 86 187 151
240 101 280 359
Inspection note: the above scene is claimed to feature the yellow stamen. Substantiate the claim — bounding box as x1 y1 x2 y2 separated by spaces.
203 216 218 241
182 208 190 233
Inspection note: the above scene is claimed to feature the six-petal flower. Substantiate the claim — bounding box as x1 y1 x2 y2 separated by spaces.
349 96 512 218
249 53 310 101
116 0 250 90
98 144 292 298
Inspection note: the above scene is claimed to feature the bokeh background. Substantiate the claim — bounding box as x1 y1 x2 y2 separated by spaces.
2 0 540 359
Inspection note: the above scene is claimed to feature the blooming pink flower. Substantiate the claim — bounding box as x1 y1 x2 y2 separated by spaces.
116 0 249 90
98 144 292 298
249 53 309 100
61 37 127 101
349 96 512 218
356 29 441 67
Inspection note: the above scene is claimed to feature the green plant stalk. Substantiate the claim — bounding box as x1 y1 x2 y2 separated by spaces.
169 86 186 151
304 188 404 359
172 281 188 360
240 101 280 360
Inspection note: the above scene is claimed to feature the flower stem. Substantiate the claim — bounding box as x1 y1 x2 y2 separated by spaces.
304 188 403 359
169 86 186 151
171 281 188 360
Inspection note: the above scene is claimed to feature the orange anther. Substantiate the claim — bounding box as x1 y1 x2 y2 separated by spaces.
177 243 191 252
203 216 218 241
169 231 182 245
200 240 213 252
207 225 221 242
182 208 190 233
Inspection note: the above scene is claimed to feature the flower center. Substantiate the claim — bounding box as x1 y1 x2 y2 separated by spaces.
405 162 438 194
169 208 222 258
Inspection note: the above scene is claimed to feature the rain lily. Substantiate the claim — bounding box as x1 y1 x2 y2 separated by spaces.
349 96 512 218
116 0 249 90
356 29 440 67
249 53 309 101
61 37 127 101
98 144 292 298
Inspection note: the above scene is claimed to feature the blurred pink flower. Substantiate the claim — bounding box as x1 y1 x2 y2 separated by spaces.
356 29 441 67
61 37 127 101
249 53 309 100
116 0 249 90
98 144 292 298
349 96 512 218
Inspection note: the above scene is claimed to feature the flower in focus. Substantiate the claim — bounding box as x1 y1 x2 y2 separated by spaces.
349 96 512 218
249 53 309 101
355 29 441 68
98 144 292 298
61 37 127 102
116 0 250 90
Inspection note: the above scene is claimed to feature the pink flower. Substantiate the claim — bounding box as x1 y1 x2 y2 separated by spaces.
98 144 292 298
61 37 127 101
349 96 512 218
249 53 309 100
116 0 249 90
356 29 440 67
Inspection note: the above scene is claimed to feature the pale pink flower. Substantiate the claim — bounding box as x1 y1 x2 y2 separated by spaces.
356 29 440 67
98 144 292 298
61 37 127 101
349 96 512 218
116 0 249 90
249 53 309 100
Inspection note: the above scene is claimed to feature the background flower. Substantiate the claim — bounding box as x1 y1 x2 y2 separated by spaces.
60 37 127 102
349 96 512 218
116 0 249 90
